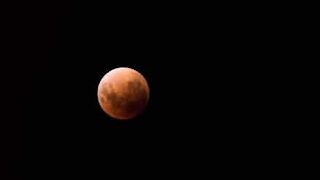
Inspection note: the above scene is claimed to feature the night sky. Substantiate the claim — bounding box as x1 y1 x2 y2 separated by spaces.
1 1 281 179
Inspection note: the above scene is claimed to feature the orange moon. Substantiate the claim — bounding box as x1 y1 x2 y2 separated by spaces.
97 67 150 120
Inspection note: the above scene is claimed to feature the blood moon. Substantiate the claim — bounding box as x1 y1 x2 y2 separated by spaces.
97 67 150 120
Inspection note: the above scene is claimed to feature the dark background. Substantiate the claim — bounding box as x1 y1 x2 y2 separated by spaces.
1 1 285 179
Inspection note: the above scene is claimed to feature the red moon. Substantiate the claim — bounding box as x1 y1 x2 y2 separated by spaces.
97 67 150 120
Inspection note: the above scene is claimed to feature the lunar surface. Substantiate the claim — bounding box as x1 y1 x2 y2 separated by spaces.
97 67 150 120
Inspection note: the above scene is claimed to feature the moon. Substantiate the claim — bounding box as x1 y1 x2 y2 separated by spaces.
97 67 150 120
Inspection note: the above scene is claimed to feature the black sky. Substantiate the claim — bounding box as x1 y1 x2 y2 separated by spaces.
0 1 283 179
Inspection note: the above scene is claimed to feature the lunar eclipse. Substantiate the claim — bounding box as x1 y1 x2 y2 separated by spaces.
97 67 150 120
